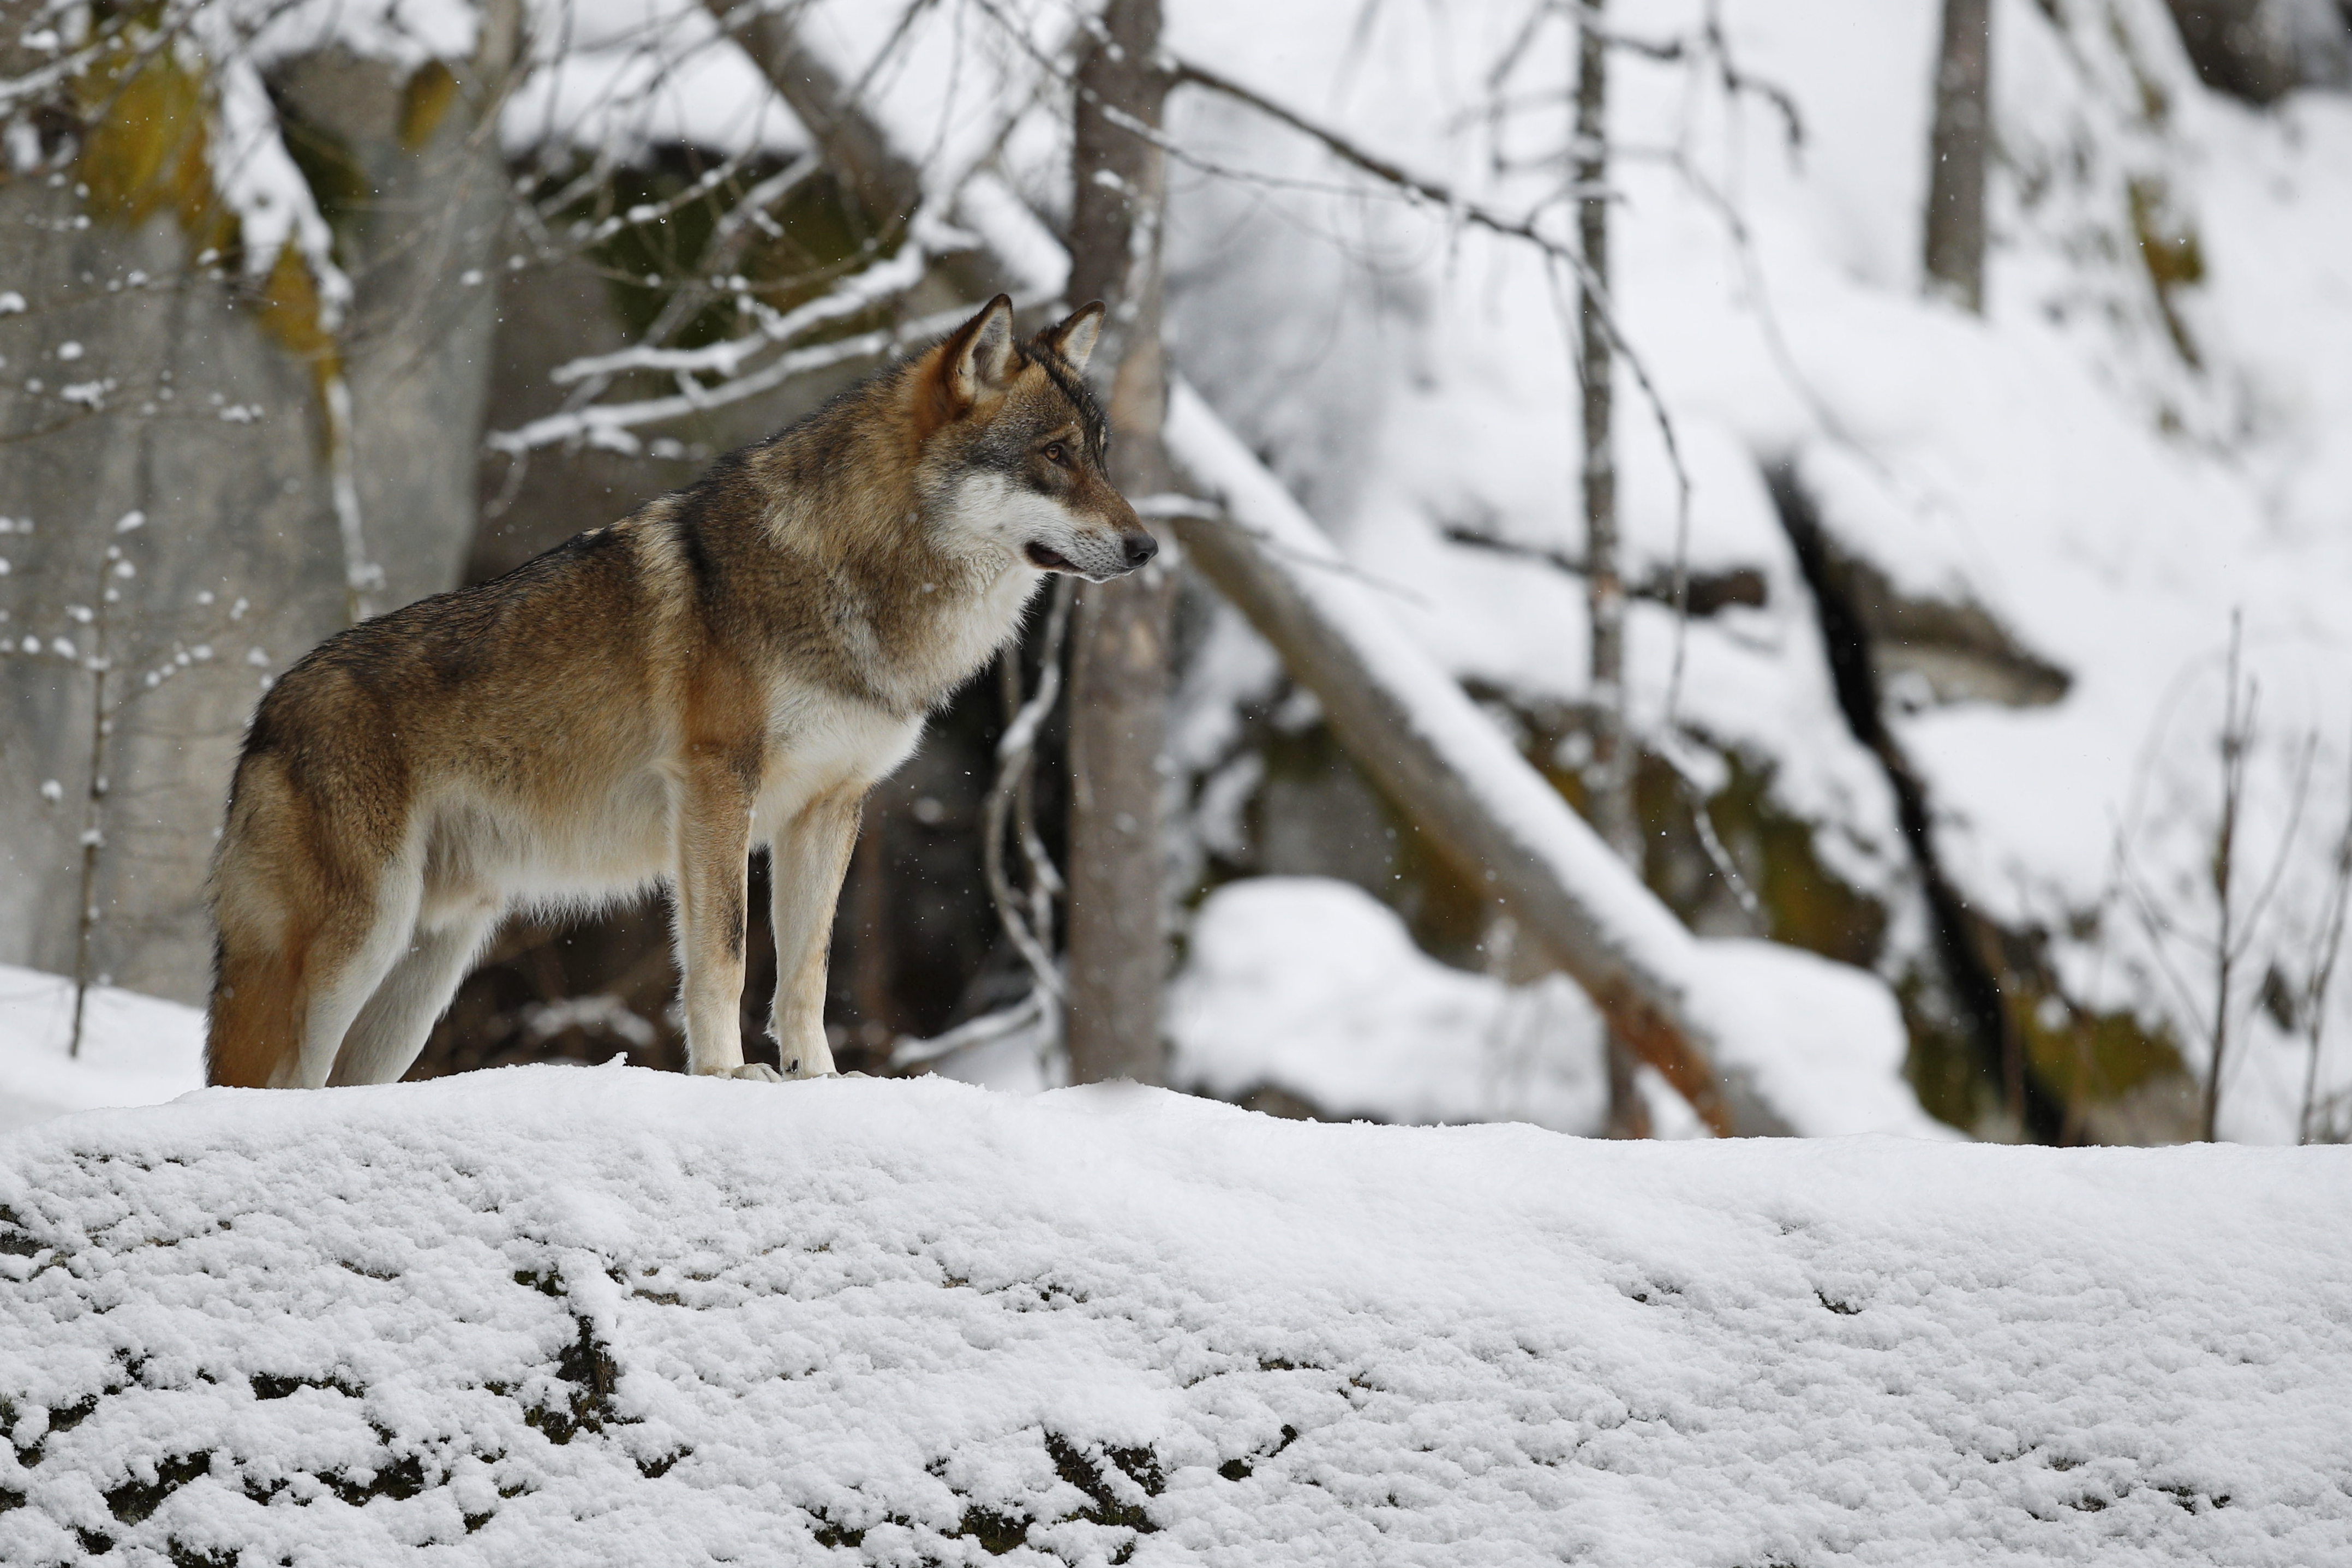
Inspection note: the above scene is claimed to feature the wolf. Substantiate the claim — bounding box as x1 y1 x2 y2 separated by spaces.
206 295 1153 1089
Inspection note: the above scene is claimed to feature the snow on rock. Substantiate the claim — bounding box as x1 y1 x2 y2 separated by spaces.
0 964 204 1134
1169 877 1608 1133
2 1069 2347 1565
502 0 809 164
1684 939 1962 1141
1169 879 1951 1141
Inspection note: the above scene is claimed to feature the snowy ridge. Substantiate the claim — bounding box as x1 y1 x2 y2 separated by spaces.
3 1070 2347 1565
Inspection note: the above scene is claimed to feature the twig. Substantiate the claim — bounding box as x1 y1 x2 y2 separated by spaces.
888 990 1046 1071
2299 731 2352 1143
67 532 124 1060
549 238 931 384
2205 611 2248 1142
1158 52 1697 720
1134 494 1429 607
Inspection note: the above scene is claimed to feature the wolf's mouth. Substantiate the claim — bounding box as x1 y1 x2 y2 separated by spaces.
1025 542 1076 573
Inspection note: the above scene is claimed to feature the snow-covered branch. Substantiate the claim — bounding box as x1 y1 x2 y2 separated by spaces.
548 237 930 386
489 294 1045 456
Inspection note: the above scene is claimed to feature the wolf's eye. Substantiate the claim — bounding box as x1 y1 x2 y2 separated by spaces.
1042 441 1070 466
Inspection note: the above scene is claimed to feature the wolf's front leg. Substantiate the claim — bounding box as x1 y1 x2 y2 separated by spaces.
675 746 774 1080
767 789 864 1078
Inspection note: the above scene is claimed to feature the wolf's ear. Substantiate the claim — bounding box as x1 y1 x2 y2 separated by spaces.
942 294 1018 410
1039 302 1104 374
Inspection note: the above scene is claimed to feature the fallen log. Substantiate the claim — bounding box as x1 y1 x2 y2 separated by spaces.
1157 383 1749 1135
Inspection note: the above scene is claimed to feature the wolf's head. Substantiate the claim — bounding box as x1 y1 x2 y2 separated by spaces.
913 295 1157 583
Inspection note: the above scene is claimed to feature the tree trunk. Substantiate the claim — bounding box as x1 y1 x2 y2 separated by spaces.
2162 0 2351 105
1577 3 1629 858
1575 3 1649 1137
698 0 1014 301
1924 0 1991 313
1064 0 1177 1086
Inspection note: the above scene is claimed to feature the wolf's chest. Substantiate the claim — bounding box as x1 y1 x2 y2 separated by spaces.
752 691 924 834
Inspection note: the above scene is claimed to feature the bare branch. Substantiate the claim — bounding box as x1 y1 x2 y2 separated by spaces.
549 238 931 384
2300 736 2352 1142
1162 53 1698 727
983 579 1076 1004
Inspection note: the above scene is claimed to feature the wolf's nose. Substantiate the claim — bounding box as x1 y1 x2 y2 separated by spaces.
1121 531 1159 570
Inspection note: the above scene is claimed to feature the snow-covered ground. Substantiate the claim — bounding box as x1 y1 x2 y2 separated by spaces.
2 1069 2346 1565
0 963 204 1134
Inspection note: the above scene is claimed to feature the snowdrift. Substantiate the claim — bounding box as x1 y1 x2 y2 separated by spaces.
3 1070 2348 1565
0 964 204 1135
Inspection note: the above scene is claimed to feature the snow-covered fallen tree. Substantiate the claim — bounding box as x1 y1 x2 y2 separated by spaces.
4 1070 2348 1565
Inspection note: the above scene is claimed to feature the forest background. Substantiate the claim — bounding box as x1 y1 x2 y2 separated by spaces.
7 0 2352 1148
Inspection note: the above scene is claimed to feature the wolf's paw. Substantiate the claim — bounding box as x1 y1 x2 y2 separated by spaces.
775 1036 840 1080
722 1062 785 1083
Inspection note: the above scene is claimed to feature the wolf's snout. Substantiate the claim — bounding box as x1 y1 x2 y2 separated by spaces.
1121 531 1159 571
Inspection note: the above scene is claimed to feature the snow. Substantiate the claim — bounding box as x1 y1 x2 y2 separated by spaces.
1684 940 1961 1141
3 1068 2348 1564
0 963 203 1134
1167 377 1947 1136
1139 0 2352 1139
1164 375 1703 993
1169 878 1952 1142
501 0 806 164
1170 877 1609 1134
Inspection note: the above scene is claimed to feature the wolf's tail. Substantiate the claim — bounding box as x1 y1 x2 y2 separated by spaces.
205 753 316 1089
206 924 304 1088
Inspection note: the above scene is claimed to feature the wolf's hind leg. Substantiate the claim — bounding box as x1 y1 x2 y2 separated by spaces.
290 863 426 1090
328 906 498 1086
768 789 862 1079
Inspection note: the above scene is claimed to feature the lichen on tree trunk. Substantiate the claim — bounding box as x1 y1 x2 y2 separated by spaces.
0 10 519 1002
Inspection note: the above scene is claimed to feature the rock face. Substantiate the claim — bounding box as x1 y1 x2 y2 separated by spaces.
0 17 515 1004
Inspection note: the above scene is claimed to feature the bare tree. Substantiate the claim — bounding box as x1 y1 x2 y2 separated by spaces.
2203 624 2254 1139
1567 0 1650 1138
2121 616 2313 1141
1575 2 1629 861
2296 751 2352 1142
1063 0 1178 1086
1924 0 1991 312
